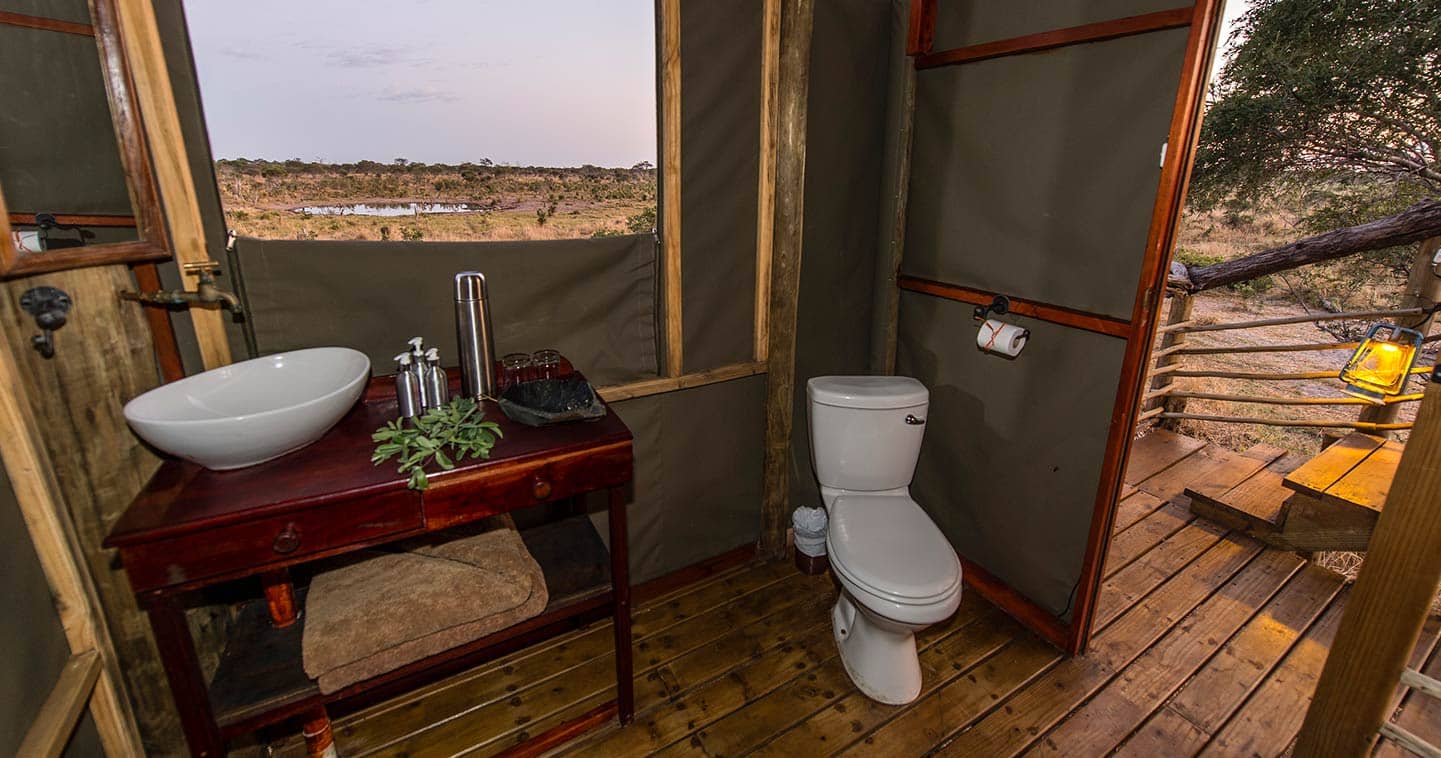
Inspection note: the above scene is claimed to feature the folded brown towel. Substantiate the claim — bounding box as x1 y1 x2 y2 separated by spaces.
302 516 549 693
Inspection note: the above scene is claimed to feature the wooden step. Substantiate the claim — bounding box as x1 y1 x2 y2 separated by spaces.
1186 469 1294 534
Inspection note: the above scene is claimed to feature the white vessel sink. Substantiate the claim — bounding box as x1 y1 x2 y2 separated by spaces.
124 347 371 470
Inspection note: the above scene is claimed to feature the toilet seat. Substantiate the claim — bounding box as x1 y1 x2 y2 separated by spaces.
827 494 961 605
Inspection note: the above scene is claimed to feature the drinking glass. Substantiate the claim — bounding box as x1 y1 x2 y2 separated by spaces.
500 353 533 390
532 349 566 380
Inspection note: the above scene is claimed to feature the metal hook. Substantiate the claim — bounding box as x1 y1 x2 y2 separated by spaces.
19 286 72 359
973 295 1011 322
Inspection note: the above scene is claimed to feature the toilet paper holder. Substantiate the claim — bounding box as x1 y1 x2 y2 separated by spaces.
972 295 1010 322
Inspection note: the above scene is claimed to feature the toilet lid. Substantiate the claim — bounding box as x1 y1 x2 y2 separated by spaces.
827 495 960 601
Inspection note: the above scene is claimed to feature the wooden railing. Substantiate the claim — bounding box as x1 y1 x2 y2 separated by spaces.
1141 237 1441 436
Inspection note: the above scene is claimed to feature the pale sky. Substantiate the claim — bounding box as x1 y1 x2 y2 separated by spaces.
182 1 657 167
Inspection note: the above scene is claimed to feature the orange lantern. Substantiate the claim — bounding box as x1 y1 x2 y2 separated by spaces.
1339 323 1425 404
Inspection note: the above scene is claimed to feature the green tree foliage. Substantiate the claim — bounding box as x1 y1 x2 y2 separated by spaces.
1189 0 1440 211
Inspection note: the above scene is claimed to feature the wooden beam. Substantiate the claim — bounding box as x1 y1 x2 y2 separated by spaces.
0 320 145 756
660 0 683 377
759 0 815 560
897 275 1132 338
905 0 936 56
18 652 102 758
754 0 780 364
597 361 766 403
916 6 1193 69
8 213 137 228
113 0 232 369
0 10 93 36
875 38 917 374
1295 370 1441 756
1070 0 1224 655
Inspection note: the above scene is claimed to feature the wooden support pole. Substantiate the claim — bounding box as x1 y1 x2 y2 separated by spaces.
1295 364 1441 756
759 0 815 559
1359 237 1441 430
1146 293 1192 430
754 0 779 363
660 0 683 377
114 0 233 370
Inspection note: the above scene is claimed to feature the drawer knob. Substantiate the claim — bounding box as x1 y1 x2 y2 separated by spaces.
273 523 302 554
532 478 553 501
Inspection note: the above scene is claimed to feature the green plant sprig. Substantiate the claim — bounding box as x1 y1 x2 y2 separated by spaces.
371 398 503 490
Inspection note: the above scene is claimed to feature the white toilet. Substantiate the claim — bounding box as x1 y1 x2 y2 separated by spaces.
808 375 962 705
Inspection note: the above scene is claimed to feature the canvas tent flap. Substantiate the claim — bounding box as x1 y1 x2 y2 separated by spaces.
232 234 658 386
896 291 1124 617
679 0 762 372
894 0 1203 641
902 28 1188 321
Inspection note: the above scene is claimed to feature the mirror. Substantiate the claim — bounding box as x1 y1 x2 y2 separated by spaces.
0 0 169 278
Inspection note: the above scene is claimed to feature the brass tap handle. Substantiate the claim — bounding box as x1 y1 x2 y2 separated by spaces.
181 260 222 277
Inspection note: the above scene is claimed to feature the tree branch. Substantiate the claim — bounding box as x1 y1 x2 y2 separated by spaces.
1175 200 1441 292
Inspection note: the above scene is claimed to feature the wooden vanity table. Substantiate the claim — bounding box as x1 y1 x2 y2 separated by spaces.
105 382 634 756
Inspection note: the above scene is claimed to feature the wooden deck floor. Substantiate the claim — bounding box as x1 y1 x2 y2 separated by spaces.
264 430 1441 757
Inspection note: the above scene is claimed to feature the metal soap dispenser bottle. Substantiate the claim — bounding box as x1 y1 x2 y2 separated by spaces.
423 347 449 408
407 336 430 408
394 353 421 418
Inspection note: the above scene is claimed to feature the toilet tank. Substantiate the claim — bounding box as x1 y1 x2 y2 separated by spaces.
807 376 929 492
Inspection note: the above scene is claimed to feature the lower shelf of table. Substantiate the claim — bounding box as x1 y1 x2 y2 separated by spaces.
207 513 615 738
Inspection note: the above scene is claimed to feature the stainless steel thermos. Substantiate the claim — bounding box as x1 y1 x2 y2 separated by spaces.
454 271 497 398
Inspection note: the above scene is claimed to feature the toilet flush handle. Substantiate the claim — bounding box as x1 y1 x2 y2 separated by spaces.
905 414 926 425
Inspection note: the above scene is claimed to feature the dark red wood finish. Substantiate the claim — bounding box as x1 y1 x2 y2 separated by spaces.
915 6 1194 69
107 386 635 755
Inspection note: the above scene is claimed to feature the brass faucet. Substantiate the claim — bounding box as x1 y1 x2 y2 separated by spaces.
120 261 244 318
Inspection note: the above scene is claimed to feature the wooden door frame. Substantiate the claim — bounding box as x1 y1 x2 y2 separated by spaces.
897 0 1226 653
0 324 145 756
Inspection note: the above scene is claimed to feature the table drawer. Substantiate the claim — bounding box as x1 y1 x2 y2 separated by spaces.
424 442 633 529
121 490 422 592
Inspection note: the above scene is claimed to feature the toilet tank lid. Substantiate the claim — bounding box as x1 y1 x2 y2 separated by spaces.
808 376 928 410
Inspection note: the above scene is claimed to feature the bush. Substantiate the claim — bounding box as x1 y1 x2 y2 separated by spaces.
1175 249 1223 268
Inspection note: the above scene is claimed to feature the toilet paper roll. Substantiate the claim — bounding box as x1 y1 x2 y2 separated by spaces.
977 318 1028 357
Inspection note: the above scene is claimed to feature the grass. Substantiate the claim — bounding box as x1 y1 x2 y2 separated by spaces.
216 159 657 242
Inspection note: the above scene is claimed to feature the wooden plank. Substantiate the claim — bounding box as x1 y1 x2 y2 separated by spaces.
1102 500 1200 584
1324 439 1403 514
1112 491 1166 534
1096 521 1230 632
905 0 935 56
1025 550 1304 756
897 275 1133 338
833 639 1063 757
751 609 1018 757
1112 706 1212 757
1164 564 1344 735
1278 495 1378 552
1187 468 1294 531
18 651 102 758
1138 443 1280 502
326 570 829 756
1284 432 1386 499
1296 379 1441 757
660 0 682 377
916 6 1194 69
933 535 1265 756
114 0 233 369
754 0 779 363
0 10 94 35
489 702 615 758
758 0 816 558
1123 429 1206 485
596 361 766 403
1207 588 1351 756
